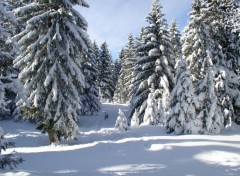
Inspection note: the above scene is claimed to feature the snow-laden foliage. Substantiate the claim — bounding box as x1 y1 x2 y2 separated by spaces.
167 59 198 134
92 41 101 86
0 127 23 169
182 0 225 134
169 19 182 63
99 42 115 102
122 34 136 103
114 34 136 103
113 49 125 103
200 0 240 124
113 57 121 88
130 0 175 126
142 86 159 125
115 108 129 132
13 0 91 144
232 4 240 32
80 44 101 115
0 1 23 120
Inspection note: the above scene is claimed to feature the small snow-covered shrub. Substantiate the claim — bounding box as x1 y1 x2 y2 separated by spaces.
0 127 23 169
115 109 129 132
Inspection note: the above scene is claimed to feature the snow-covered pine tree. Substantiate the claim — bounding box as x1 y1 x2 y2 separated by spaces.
113 57 121 85
99 42 115 102
122 34 136 103
0 1 20 119
200 0 240 124
13 0 91 144
201 0 239 72
114 34 136 104
130 28 147 126
130 28 146 100
113 49 125 103
166 59 198 134
130 8 158 125
80 44 100 115
130 0 175 126
115 109 129 132
92 41 100 79
169 19 182 62
0 127 23 169
182 0 224 134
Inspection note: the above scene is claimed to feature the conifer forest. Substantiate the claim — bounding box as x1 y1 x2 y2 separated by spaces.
0 0 240 175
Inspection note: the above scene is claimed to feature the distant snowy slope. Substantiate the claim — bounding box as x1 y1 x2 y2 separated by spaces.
79 103 130 130
1 103 240 176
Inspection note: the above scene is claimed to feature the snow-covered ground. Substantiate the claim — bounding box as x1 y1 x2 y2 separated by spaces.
1 103 240 176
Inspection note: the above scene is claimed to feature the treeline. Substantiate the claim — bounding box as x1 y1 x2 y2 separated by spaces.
0 0 239 148
113 0 240 135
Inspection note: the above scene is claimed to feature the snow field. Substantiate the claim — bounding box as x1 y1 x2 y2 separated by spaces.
0 103 240 176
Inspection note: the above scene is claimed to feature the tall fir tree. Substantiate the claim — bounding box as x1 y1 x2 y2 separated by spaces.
169 19 182 62
80 45 100 115
130 0 175 126
182 0 225 134
113 49 125 103
13 0 91 144
114 34 136 104
199 0 240 124
92 41 100 77
0 1 21 119
130 28 146 101
167 59 199 134
123 34 136 103
99 42 114 102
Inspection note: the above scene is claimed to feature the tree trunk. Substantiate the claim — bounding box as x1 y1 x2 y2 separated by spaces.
47 129 58 145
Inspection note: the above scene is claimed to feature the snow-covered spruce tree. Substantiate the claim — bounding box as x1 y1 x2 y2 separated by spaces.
114 34 136 104
182 0 224 134
0 1 20 120
115 109 129 132
130 28 145 99
99 42 115 102
13 0 91 144
0 127 23 169
80 45 100 115
130 28 146 126
113 57 121 85
169 19 182 62
130 0 175 126
153 2 176 125
113 49 125 103
201 0 239 74
92 41 101 85
122 34 136 103
166 59 199 134
201 0 240 124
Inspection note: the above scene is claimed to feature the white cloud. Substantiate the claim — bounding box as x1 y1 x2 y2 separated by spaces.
77 0 192 59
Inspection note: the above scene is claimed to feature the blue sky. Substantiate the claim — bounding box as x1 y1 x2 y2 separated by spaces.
77 0 192 59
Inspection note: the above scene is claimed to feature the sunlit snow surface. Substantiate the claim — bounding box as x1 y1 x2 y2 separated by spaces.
1 103 240 176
